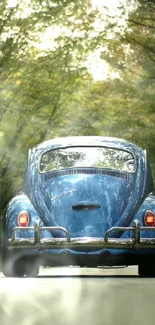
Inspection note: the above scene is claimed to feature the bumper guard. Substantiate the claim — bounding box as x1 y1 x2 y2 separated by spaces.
7 220 155 250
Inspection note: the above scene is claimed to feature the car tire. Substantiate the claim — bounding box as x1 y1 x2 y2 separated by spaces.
138 263 155 277
2 248 25 277
2 248 39 277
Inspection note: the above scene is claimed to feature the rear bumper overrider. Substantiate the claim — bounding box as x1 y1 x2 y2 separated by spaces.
7 220 155 250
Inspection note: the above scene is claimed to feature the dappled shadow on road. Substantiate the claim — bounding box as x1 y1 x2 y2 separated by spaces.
1 266 155 325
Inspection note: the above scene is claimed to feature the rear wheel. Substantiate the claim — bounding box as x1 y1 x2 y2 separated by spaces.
2 249 25 277
138 263 155 277
2 248 39 277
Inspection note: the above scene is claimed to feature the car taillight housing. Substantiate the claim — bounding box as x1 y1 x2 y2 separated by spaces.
17 211 30 227
144 210 155 227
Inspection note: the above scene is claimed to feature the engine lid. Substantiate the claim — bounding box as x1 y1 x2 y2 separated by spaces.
40 172 133 237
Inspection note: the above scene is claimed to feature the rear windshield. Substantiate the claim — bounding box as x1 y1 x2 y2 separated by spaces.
39 146 136 173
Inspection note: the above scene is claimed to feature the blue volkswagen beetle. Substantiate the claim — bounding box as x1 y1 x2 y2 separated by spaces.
2 136 155 277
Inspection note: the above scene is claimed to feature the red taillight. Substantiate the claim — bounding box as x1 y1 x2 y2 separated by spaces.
17 211 29 227
144 210 155 227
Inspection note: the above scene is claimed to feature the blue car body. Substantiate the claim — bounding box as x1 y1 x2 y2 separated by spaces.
3 136 155 276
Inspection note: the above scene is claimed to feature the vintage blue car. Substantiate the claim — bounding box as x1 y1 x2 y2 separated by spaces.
2 136 155 277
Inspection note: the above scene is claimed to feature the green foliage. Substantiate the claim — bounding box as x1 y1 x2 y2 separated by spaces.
1 0 155 217
0 0 98 213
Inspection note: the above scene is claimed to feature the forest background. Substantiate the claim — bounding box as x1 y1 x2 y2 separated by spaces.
0 0 155 223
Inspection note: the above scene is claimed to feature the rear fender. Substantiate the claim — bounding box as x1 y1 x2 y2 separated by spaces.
129 194 155 238
4 194 53 239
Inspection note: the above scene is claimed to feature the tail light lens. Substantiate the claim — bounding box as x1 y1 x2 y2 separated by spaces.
17 211 30 227
144 210 155 227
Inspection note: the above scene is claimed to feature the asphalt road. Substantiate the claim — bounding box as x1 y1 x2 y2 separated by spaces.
0 266 155 325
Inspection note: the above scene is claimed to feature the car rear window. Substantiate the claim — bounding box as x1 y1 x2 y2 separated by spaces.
39 147 136 173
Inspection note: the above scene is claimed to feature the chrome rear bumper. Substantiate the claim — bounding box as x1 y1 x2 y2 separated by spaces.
7 220 155 250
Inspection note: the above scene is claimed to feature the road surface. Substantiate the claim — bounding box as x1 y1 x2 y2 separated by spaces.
0 266 155 325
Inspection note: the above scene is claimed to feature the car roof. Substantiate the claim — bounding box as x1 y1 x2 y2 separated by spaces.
31 136 143 158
